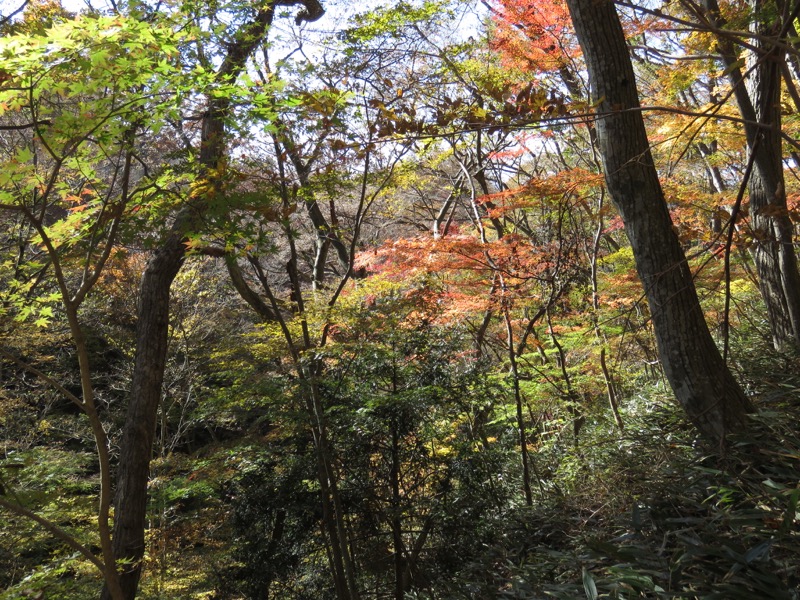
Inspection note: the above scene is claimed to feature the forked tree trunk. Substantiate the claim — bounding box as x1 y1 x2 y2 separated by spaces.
564 0 754 441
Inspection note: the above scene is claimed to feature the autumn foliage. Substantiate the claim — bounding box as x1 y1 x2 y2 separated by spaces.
2 0 800 598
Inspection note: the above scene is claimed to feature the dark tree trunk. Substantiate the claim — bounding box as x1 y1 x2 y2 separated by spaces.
389 420 406 600
101 238 185 600
564 0 754 441
701 0 800 349
745 0 800 349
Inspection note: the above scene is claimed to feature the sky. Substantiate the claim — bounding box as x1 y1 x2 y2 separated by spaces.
2 0 485 37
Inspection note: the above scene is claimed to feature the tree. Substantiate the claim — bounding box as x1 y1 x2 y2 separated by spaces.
4 0 795 596
103 2 325 599
695 0 800 350
562 0 754 441
0 12 190 599
0 8 190 596
319 297 511 600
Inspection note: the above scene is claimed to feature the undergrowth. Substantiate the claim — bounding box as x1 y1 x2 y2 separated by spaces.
3 335 799 599
444 375 800 599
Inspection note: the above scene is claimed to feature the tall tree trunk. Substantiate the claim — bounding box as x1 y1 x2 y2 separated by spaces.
102 239 185 600
244 194 359 599
701 0 800 349
504 306 533 506
101 103 233 600
307 375 360 600
101 4 324 598
389 418 406 600
563 0 754 442
745 0 800 349
272 134 360 600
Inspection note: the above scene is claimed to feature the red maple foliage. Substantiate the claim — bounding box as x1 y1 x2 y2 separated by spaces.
488 0 576 75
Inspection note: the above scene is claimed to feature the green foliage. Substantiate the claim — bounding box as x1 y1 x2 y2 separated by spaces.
344 1 453 43
0 12 191 330
0 14 184 137
217 453 325 599
0 447 99 596
429 380 800 599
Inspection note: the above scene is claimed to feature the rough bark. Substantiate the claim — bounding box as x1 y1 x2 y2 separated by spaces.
745 0 800 349
700 0 800 349
102 239 184 600
103 99 229 600
564 0 754 441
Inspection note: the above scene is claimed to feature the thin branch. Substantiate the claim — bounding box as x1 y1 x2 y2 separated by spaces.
0 346 86 411
0 495 105 572
0 0 29 26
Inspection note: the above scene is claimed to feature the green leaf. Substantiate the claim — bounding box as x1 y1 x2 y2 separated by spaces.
582 567 598 600
781 488 800 533
15 147 33 163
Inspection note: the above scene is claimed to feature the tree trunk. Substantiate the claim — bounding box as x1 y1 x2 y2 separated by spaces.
745 0 800 349
701 0 800 349
101 238 184 600
244 217 359 599
272 136 360 599
504 307 533 505
564 0 754 442
389 419 406 600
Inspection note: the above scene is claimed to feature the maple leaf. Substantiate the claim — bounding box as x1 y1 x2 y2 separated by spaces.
488 0 575 74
